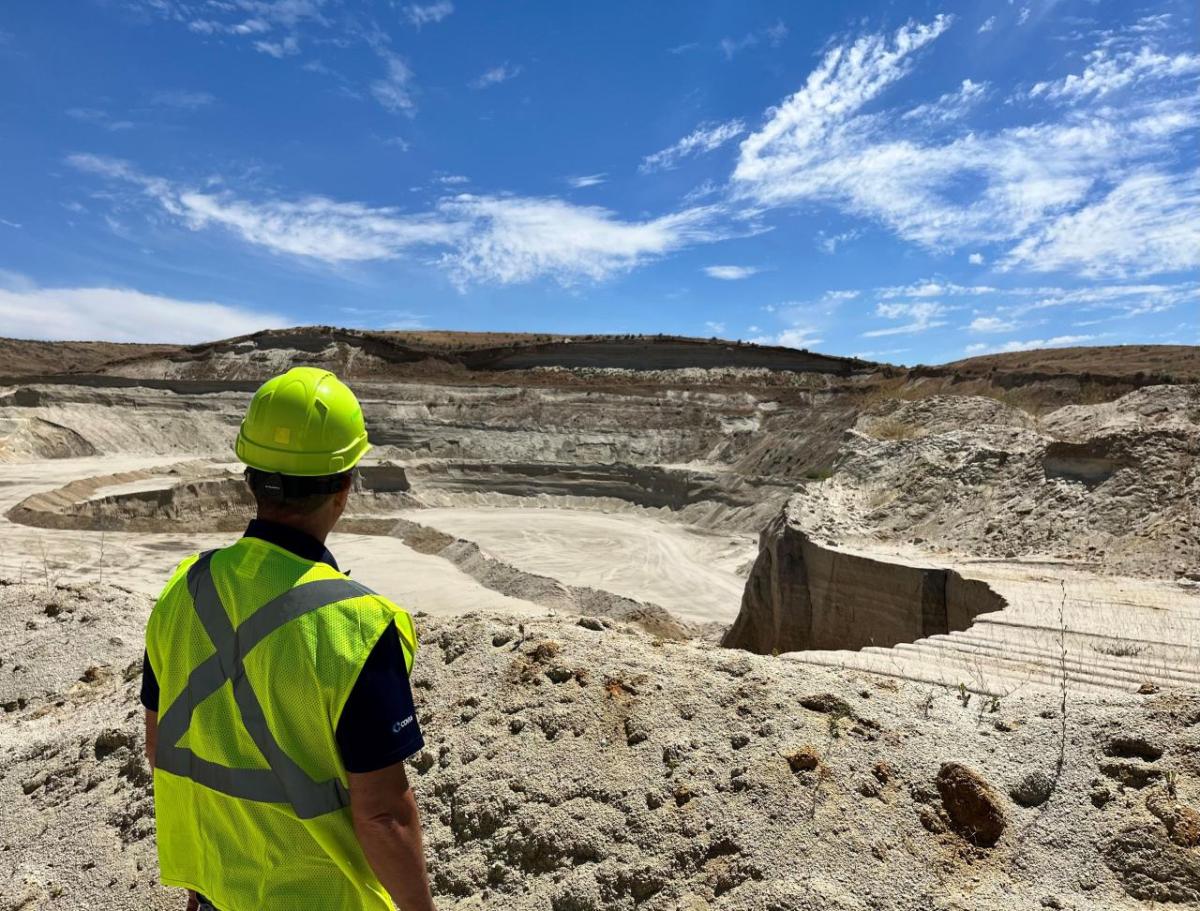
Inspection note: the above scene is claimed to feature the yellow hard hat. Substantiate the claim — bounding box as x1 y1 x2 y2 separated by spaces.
235 367 370 476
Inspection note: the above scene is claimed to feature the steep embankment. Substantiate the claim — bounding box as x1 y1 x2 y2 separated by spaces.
3 579 1199 910
722 512 1005 654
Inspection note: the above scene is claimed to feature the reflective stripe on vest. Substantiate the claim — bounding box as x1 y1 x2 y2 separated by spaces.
154 551 373 820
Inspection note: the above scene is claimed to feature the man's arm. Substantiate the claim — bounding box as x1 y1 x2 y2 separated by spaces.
349 762 435 911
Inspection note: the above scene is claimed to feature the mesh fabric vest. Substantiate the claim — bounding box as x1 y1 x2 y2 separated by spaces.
145 537 417 911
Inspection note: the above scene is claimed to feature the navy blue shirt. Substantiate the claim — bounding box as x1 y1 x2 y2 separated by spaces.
141 519 425 773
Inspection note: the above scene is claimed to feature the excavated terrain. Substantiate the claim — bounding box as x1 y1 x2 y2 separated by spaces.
0 330 1198 909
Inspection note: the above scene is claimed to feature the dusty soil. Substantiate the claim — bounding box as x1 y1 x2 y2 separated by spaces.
2 580 1198 910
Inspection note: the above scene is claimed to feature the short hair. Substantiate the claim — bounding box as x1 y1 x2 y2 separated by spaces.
244 467 354 516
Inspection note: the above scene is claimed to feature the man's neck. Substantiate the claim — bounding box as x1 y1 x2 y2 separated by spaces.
256 512 334 544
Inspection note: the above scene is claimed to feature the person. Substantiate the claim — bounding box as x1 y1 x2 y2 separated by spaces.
141 367 436 911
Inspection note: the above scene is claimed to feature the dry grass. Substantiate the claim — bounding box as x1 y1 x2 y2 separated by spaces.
866 417 921 441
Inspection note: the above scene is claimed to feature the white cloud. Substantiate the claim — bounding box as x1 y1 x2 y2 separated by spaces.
703 265 759 280
969 252 984 264
750 327 823 349
1003 171 1200 277
1028 47 1200 102
566 174 606 189
149 90 216 109
0 218 22 229
641 119 746 173
815 228 860 254
878 281 996 299
70 154 731 285
254 35 299 58
968 316 1017 333
704 321 726 335
438 196 724 286
731 17 1199 278
405 2 454 27
436 175 469 185
901 79 986 124
0 280 286 343
372 52 416 113
1017 7 1031 27
863 300 948 336
977 17 996 34
720 20 788 60
470 63 521 89
66 107 134 131
967 333 1098 355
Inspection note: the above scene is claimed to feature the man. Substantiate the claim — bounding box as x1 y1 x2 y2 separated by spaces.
141 367 436 911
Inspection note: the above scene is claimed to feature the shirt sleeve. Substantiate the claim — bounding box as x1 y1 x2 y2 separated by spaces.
139 650 160 712
335 623 425 774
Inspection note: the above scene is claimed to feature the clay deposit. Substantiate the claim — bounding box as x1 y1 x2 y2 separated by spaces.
0 330 1197 909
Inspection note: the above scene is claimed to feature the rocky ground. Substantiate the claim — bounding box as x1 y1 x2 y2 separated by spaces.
2 579 1198 911
801 386 1200 579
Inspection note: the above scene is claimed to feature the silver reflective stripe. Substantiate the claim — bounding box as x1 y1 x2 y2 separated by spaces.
155 550 372 819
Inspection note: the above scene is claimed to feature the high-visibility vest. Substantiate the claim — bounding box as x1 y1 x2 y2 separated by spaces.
145 536 418 911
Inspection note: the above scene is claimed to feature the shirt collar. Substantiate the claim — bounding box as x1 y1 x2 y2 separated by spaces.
244 519 340 571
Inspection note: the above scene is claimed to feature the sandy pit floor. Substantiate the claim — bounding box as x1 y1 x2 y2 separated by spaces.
403 506 756 624
0 456 543 619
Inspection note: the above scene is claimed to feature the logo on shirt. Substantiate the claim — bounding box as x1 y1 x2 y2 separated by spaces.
392 716 414 734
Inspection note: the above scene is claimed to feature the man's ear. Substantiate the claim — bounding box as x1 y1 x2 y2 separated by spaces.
334 473 354 510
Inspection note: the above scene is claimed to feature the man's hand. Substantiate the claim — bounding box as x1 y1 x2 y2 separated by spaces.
349 763 435 911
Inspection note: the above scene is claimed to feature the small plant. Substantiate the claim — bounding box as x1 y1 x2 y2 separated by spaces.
957 682 971 709
1166 769 1178 799
921 690 934 720
1093 641 1146 658
827 714 841 740
988 695 1002 714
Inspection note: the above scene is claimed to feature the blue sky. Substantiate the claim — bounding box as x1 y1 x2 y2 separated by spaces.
0 0 1196 363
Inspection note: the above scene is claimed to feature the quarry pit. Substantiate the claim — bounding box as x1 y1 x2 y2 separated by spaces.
2 333 1199 910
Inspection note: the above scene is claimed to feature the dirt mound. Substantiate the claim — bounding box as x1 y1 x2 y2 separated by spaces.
937 345 1200 384
0 337 176 378
3 579 1199 909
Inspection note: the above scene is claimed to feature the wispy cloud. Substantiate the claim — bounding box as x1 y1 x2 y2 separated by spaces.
149 89 216 109
720 20 788 60
372 52 416 113
862 300 949 337
703 265 759 280
901 78 986 123
254 35 299 57
1028 46 1200 102
0 274 287 343
66 107 134 131
965 333 1098 356
977 17 996 34
968 252 984 265
405 2 454 27
967 316 1018 333
640 119 745 173
439 196 724 286
470 62 521 89
566 174 606 189
69 154 726 286
731 15 1199 279
815 228 860 254
1002 172 1200 277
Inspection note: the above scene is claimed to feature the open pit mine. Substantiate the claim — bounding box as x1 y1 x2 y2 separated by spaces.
1 329 1198 910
